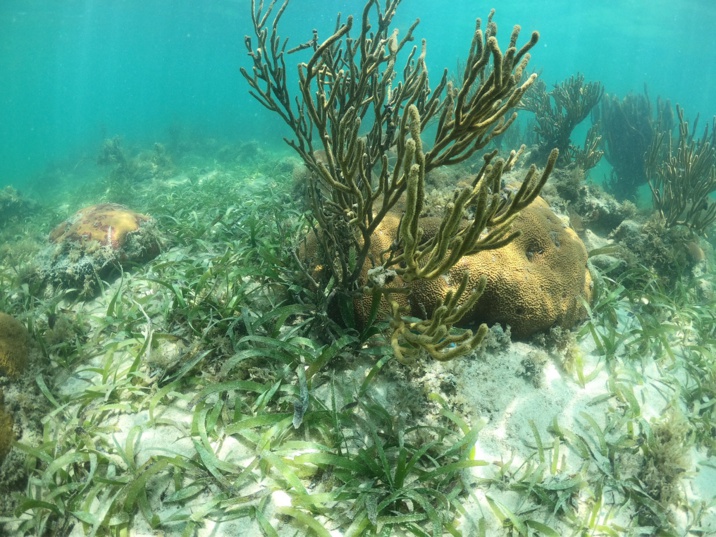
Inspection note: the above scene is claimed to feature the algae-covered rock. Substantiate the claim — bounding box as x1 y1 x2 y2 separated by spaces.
0 186 36 227
0 390 13 464
0 312 29 379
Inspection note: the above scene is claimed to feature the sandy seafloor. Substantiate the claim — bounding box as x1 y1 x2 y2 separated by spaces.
1 150 716 536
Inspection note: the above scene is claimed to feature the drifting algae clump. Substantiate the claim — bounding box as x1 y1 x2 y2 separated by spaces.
640 408 692 510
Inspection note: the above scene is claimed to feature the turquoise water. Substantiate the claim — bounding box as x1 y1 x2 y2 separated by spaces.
1 0 715 186
3 3 716 534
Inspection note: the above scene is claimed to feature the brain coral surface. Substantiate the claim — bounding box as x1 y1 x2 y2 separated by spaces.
353 197 592 339
49 203 157 254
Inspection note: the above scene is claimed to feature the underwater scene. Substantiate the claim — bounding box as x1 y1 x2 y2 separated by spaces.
2 0 716 535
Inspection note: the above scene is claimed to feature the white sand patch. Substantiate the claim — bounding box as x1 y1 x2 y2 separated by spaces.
688 453 716 532
4 239 716 536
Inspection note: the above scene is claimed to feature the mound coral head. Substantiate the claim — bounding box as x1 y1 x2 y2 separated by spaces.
314 196 593 340
38 203 161 296
49 203 159 259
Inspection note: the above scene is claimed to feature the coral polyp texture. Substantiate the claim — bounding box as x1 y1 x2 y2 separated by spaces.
39 203 160 296
348 196 592 339
0 312 29 379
